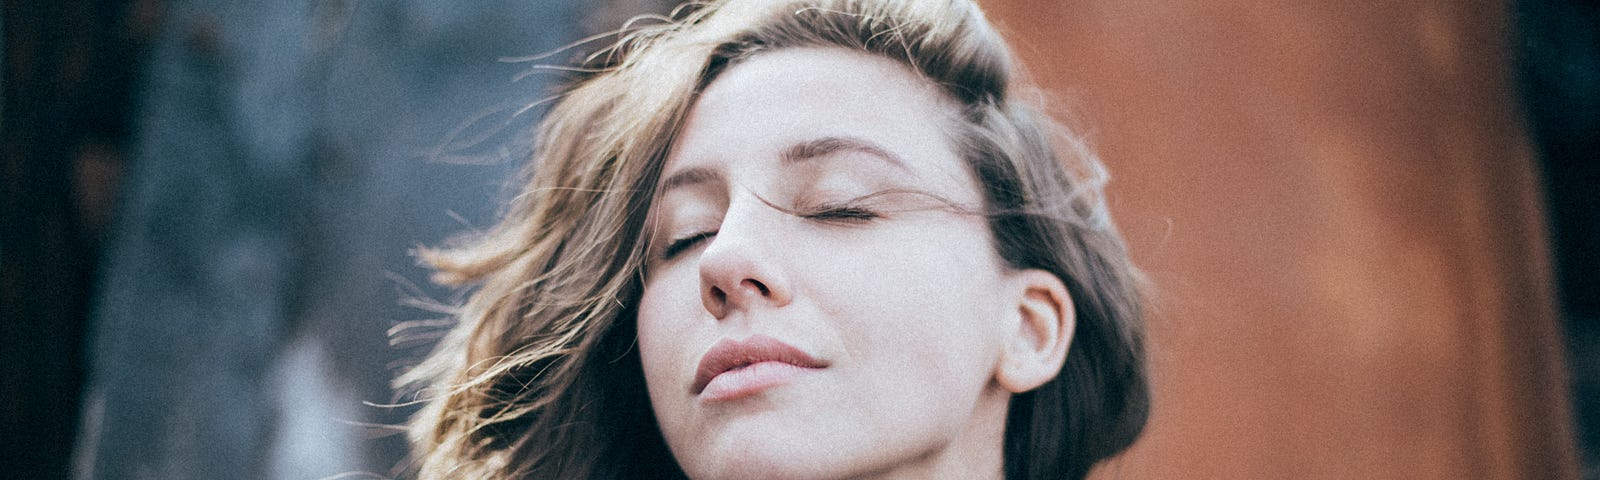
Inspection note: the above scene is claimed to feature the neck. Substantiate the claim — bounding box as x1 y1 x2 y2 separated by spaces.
858 386 1011 480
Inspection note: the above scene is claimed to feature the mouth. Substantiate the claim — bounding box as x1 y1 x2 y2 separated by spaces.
693 335 827 400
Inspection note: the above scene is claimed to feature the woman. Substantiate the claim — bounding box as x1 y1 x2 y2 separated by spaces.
402 1 1148 479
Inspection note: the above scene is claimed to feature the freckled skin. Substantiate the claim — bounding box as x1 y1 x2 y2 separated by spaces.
637 48 1017 480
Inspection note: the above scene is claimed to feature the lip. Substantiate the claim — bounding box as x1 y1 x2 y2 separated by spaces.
693 334 827 401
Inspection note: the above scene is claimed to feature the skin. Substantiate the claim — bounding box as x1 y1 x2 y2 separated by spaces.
636 47 1073 480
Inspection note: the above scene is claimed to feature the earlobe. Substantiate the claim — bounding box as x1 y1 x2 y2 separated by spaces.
995 269 1075 394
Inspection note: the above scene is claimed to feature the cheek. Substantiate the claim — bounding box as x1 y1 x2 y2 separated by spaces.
807 223 1009 370
800 231 1009 444
636 267 704 400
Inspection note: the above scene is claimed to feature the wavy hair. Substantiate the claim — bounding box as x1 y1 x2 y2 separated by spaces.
401 1 1148 478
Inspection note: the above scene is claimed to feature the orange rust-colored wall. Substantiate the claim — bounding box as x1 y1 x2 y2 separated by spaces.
981 1 1580 478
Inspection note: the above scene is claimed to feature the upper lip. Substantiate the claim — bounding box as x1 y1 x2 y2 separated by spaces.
692 334 827 394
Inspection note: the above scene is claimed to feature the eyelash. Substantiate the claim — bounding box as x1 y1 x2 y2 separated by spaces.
661 231 716 260
802 204 880 222
658 204 881 261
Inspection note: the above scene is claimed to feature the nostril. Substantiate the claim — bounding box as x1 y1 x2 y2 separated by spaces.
710 286 727 305
744 279 770 297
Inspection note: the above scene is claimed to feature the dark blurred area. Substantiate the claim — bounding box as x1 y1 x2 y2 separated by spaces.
0 0 1594 479
1518 1 1600 477
4 0 152 477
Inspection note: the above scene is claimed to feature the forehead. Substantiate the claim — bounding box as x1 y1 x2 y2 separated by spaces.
691 47 953 123
662 47 969 186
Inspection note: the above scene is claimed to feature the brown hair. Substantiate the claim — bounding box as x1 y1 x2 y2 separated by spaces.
401 1 1147 479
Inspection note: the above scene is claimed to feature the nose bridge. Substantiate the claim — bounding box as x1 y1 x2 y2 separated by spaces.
699 193 791 318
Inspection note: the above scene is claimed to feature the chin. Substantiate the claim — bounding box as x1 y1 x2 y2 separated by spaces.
680 433 861 480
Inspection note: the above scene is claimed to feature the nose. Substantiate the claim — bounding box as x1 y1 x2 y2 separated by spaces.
698 209 792 319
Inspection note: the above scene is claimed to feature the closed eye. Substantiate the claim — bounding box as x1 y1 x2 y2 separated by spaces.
661 231 717 260
802 205 880 222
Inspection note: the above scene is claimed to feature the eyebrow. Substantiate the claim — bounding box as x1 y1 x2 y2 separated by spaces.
659 136 911 196
659 166 722 194
780 136 910 171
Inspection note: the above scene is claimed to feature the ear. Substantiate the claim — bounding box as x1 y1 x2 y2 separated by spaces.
995 269 1075 394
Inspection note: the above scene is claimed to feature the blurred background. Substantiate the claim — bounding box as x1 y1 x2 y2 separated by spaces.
1 0 1593 479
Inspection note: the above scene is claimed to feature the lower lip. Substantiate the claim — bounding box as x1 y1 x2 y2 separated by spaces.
700 361 821 402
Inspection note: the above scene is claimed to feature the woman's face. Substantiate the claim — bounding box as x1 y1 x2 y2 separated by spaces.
637 48 1019 480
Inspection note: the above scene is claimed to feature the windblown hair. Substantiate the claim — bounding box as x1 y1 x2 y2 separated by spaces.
401 1 1148 479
